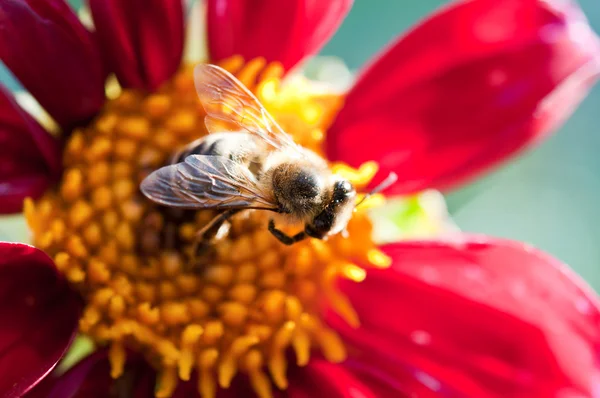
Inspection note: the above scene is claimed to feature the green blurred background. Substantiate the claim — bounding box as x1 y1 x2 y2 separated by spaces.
1 0 599 291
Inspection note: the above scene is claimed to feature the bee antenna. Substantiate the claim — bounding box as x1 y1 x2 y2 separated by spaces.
355 172 398 208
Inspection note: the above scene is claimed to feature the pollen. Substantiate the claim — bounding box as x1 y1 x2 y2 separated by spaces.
25 58 388 398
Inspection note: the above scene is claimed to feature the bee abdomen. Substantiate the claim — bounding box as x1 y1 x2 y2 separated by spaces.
170 132 257 164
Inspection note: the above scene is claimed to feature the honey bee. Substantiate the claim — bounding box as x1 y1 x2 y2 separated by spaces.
140 64 396 256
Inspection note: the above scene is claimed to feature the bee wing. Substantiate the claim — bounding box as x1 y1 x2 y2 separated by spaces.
194 64 303 155
140 155 278 210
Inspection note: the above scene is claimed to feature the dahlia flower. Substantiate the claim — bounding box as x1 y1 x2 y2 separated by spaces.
0 0 599 397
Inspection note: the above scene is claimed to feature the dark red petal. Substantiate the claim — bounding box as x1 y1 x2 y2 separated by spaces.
326 0 600 194
327 236 600 397
88 0 185 91
207 0 352 71
0 243 82 398
0 0 106 129
0 86 62 214
26 349 156 398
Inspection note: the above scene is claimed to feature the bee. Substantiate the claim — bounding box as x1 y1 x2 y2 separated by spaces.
140 64 396 258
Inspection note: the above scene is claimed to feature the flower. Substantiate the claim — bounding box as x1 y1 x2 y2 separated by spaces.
0 0 599 397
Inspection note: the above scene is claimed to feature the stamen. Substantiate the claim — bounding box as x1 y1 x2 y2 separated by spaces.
109 342 126 378
367 248 393 268
156 367 178 398
342 263 367 282
25 58 386 398
245 350 272 398
179 324 204 380
292 328 311 366
198 348 219 398
332 161 379 186
317 328 347 363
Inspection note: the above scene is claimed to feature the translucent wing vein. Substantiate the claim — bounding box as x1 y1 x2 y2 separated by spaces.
194 64 303 155
140 155 277 210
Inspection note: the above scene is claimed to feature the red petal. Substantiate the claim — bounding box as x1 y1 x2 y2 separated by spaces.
326 0 600 194
0 243 82 398
26 349 156 398
286 358 405 398
207 0 352 71
89 0 185 91
0 0 106 129
0 86 62 214
327 236 600 397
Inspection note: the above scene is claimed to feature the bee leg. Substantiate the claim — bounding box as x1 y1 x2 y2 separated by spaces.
190 209 241 270
268 219 307 245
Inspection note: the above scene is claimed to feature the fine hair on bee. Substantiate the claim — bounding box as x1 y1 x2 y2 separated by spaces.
140 64 397 268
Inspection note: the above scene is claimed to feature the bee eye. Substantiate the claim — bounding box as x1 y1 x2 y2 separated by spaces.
333 180 354 201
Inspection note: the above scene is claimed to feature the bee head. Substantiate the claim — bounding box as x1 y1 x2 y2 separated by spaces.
305 179 356 238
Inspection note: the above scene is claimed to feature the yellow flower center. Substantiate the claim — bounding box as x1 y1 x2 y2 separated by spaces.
24 57 390 398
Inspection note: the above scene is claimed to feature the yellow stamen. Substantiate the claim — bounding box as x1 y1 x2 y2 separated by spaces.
245 350 272 398
156 367 178 398
342 263 367 282
179 324 204 380
109 342 126 378
332 161 379 188
292 328 311 366
317 328 347 363
366 248 393 269
25 58 386 398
